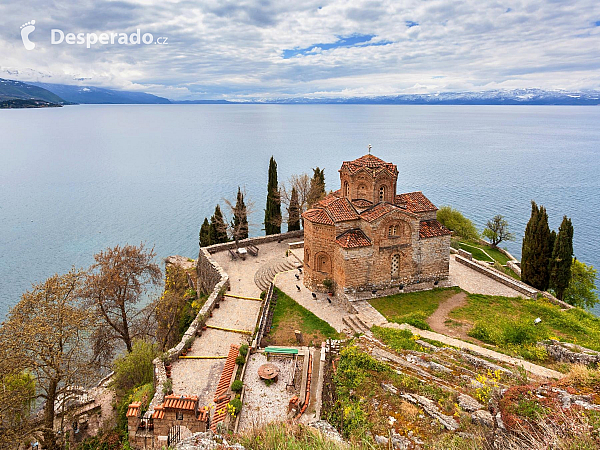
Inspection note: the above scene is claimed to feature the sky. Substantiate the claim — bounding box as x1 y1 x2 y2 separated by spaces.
1 0 599 100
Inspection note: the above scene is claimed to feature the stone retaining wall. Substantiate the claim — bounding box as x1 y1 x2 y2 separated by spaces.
455 255 537 297
204 230 304 254
455 255 574 309
540 340 600 365
507 260 522 277
148 249 230 415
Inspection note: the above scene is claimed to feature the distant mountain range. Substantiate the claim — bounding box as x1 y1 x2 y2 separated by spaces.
0 78 67 104
29 81 171 104
255 89 600 105
1 78 599 107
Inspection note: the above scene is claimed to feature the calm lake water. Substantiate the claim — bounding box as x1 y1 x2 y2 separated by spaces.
0 104 599 317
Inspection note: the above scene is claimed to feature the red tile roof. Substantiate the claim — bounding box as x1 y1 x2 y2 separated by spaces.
126 401 141 418
419 219 452 238
351 199 373 208
213 345 240 402
326 198 359 222
359 202 397 222
302 208 334 225
396 192 437 213
163 394 198 411
340 154 398 175
152 405 165 420
211 395 231 432
335 229 372 248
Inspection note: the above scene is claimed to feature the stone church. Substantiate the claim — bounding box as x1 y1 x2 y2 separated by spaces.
302 153 451 297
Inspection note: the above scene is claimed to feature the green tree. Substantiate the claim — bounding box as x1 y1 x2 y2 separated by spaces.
436 206 479 241
0 370 35 446
199 217 211 247
210 204 229 244
521 201 553 290
264 156 281 235
563 259 598 309
112 340 158 397
307 167 326 207
232 187 249 241
287 187 301 231
549 216 574 300
482 214 514 247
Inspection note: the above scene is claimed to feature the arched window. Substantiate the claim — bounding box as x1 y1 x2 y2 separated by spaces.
379 185 386 202
344 181 350 197
391 254 400 278
315 252 331 273
358 184 366 198
305 248 310 266
388 225 398 237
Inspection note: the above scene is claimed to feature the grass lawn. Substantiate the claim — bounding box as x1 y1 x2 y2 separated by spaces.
264 287 341 347
368 287 462 330
450 293 600 355
459 241 510 265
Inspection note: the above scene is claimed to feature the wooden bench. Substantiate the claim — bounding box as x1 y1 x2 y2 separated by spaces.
228 249 238 261
247 244 259 256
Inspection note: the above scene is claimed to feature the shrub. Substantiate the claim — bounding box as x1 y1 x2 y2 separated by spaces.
437 206 479 241
228 397 242 416
112 340 158 396
162 379 173 395
236 355 246 366
239 344 249 357
231 380 243 393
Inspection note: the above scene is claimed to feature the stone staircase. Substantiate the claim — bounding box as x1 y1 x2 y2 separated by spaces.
342 314 371 335
254 257 300 292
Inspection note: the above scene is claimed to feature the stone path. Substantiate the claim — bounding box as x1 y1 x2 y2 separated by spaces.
276 270 349 332
384 322 562 379
449 254 523 297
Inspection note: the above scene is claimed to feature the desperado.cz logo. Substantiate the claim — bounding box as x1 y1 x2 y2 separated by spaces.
20 20 168 50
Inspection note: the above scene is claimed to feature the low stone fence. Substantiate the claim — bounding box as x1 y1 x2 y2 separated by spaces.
204 230 304 254
148 248 230 414
506 260 522 277
455 255 538 297
540 340 600 365
455 255 574 309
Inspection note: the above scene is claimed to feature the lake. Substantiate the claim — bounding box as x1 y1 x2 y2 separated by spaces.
0 104 598 317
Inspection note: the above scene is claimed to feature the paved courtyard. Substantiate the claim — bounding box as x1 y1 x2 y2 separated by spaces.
448 254 522 297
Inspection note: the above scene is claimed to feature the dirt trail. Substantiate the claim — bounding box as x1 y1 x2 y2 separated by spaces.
427 292 475 341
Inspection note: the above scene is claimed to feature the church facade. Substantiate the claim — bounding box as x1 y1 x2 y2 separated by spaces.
302 153 452 296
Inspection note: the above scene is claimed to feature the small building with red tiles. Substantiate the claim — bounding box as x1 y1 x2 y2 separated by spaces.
302 153 451 296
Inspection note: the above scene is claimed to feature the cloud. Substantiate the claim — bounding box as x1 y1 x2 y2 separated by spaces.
0 0 599 100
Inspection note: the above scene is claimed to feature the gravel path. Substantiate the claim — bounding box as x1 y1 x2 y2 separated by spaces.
426 292 475 341
237 353 299 431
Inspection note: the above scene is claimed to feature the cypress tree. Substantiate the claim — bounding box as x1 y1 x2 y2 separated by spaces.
549 216 574 300
288 187 301 231
199 217 211 247
232 187 249 241
210 205 229 244
307 167 326 207
521 201 552 290
264 156 281 235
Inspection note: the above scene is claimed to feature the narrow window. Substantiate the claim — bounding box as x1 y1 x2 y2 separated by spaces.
344 181 350 197
379 185 386 202
391 254 400 278
176 411 183 420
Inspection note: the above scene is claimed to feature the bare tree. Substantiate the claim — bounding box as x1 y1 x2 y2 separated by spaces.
0 270 97 450
281 173 311 219
82 243 161 358
483 214 515 247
